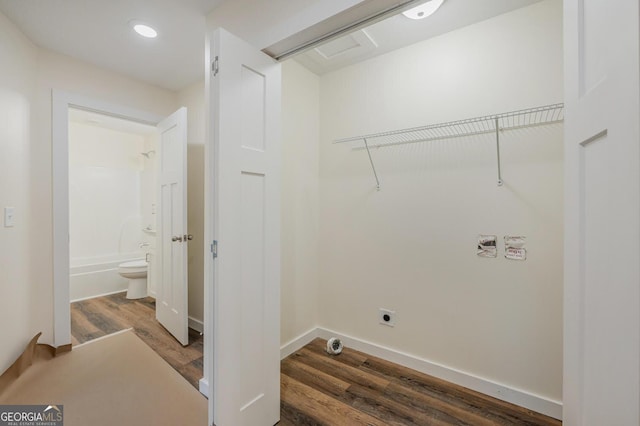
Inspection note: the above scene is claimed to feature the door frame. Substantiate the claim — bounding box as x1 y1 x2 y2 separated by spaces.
51 90 163 347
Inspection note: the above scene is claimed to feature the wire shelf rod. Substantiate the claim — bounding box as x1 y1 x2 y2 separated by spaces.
334 103 564 190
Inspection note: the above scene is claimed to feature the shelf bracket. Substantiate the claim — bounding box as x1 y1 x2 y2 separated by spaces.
363 138 381 191
495 117 503 186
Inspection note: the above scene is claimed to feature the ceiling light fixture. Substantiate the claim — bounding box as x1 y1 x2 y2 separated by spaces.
402 0 445 20
131 22 157 38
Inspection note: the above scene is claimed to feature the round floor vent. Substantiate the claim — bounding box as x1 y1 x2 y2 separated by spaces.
326 337 343 355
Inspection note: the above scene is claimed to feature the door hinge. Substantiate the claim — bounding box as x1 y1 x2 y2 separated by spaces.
211 240 218 258
212 56 219 76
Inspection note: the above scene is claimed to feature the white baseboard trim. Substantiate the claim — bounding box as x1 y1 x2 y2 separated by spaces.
199 378 209 398
188 316 204 333
280 327 320 360
284 327 562 421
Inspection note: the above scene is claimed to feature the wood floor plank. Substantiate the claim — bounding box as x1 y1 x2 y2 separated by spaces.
280 400 325 426
281 358 351 399
360 356 560 426
70 302 107 344
382 381 497 426
281 374 387 426
75 297 129 336
292 347 390 392
344 383 454 426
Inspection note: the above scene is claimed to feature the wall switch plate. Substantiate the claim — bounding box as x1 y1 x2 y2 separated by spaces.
4 207 15 227
379 308 396 327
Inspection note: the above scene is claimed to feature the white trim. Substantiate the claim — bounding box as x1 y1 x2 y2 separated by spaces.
52 90 163 348
199 378 209 398
188 316 204 333
73 328 134 348
281 327 562 421
280 328 320 360
70 290 127 304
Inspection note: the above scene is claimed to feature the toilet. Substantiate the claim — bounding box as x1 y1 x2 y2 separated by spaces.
118 260 148 299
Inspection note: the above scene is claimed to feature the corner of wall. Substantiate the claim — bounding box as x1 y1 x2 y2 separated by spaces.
280 59 321 345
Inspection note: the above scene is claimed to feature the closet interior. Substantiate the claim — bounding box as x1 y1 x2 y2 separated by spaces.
281 0 563 419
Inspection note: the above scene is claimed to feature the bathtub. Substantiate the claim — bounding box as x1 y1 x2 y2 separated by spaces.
70 254 145 302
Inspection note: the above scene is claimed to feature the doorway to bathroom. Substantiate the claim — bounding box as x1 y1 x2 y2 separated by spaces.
51 93 203 390
67 108 158 305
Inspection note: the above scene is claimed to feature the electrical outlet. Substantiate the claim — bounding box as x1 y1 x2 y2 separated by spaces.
379 308 396 327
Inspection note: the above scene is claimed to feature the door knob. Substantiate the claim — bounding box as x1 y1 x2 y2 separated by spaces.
172 235 183 242
185 234 193 241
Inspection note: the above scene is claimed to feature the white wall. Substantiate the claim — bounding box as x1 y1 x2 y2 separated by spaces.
0 10 39 373
68 122 146 264
317 0 563 402
281 60 320 344
0 9 178 372
178 80 206 326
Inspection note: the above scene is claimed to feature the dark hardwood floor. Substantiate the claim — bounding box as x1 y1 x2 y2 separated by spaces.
72 294 560 425
280 339 561 426
70 292 204 389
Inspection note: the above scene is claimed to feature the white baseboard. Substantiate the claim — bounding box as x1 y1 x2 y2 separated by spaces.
199 378 209 398
280 326 562 421
280 327 320 360
188 316 204 333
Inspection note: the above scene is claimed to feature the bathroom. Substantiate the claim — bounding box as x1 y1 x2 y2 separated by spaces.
67 108 157 310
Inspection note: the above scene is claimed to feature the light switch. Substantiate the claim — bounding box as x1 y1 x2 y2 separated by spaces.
4 207 15 227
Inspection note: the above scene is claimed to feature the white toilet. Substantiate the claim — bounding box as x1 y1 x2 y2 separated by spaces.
118 260 148 299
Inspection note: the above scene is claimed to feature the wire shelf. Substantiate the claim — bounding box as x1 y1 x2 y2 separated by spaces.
334 103 564 149
333 103 564 190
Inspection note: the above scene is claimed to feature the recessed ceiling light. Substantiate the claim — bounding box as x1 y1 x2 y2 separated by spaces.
131 22 157 38
402 0 445 20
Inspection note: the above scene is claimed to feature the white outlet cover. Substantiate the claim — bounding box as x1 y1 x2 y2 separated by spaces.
379 308 396 327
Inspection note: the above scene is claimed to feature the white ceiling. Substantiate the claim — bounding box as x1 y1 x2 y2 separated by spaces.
296 0 542 75
0 0 224 91
0 0 542 90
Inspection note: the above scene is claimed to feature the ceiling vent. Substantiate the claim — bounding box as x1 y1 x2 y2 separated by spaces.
314 30 377 60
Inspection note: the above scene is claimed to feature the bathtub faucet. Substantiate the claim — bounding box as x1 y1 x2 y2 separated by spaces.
139 242 150 248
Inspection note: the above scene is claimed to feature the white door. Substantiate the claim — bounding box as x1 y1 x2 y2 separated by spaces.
156 107 190 346
209 29 281 426
564 2 640 425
